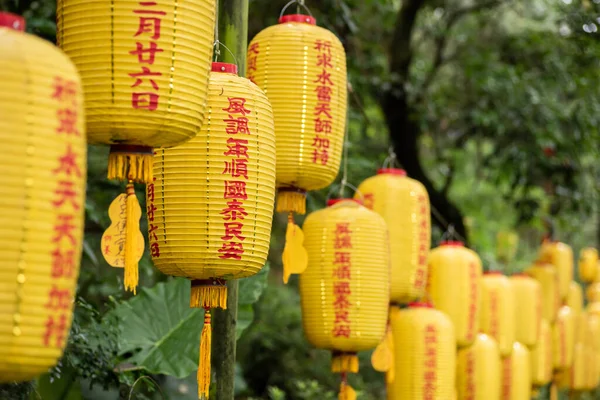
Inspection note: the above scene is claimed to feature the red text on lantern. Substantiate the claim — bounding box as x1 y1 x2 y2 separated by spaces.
423 324 438 400
312 39 334 166
332 222 352 338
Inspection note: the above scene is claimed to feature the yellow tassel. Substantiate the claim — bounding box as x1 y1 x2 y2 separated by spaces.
338 375 357 400
282 213 308 284
371 322 394 372
107 145 154 184
124 183 141 294
198 309 212 399
331 353 359 373
190 280 228 309
276 188 306 214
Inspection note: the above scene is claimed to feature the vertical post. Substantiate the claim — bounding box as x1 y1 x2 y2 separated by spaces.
212 1 249 399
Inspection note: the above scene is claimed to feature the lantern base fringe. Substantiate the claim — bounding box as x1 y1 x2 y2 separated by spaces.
331 353 359 373
108 145 154 184
190 280 228 309
282 213 308 284
124 183 139 294
276 189 306 214
338 374 357 400
198 309 212 399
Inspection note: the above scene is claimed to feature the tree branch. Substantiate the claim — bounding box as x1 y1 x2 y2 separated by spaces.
389 0 427 79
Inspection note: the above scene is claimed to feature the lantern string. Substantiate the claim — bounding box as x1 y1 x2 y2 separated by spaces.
280 0 313 18
382 146 401 169
213 40 239 66
214 0 220 59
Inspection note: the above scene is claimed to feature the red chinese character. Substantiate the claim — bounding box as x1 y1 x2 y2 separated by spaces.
218 241 244 260
224 138 249 159
247 56 258 72
315 85 332 102
317 53 333 68
130 42 164 64
53 180 80 210
132 92 159 110
314 102 332 119
45 285 71 310
314 70 334 86
220 200 248 221
335 223 352 235
332 324 351 337
56 108 80 136
223 97 250 116
221 222 245 241
314 118 332 134
334 251 351 265
51 247 75 278
312 136 329 149
104 245 110 255
224 181 248 200
247 73 255 84
52 77 77 103
133 6 166 16
334 236 352 249
312 149 328 165
248 42 260 54
333 265 351 279
314 40 332 54
223 158 248 179
147 203 157 222
53 215 77 245
147 182 155 202
43 314 67 347
224 116 250 135
334 310 350 324
150 242 160 257
53 144 82 177
130 66 162 89
149 223 158 241
134 17 162 39
363 193 374 209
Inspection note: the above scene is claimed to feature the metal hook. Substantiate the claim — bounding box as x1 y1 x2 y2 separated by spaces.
213 40 239 66
280 0 313 18
382 146 400 169
326 181 365 203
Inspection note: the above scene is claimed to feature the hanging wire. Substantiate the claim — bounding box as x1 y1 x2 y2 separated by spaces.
213 0 220 60
213 40 239 66
338 112 351 198
381 146 401 169
280 0 313 18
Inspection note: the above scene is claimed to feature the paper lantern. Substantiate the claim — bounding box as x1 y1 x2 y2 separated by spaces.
300 199 389 398
531 319 552 387
455 333 500 400
388 304 455 400
150 63 275 398
555 342 586 390
248 11 347 282
566 281 583 319
57 0 216 292
538 241 573 301
427 241 481 347
587 282 600 303
499 342 531 400
479 272 515 357
526 262 560 323
552 305 575 370
509 274 541 348
578 247 598 283
0 13 86 382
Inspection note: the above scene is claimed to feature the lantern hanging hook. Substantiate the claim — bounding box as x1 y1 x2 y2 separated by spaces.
326 181 365 204
213 40 239 67
382 146 400 169
280 0 313 18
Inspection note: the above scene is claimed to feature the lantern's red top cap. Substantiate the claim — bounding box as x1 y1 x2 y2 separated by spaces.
279 14 317 25
408 302 433 308
0 13 25 31
377 168 406 176
327 198 362 207
440 240 464 247
484 271 504 276
211 62 238 75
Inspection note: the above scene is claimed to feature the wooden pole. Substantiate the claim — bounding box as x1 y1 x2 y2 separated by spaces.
211 1 249 399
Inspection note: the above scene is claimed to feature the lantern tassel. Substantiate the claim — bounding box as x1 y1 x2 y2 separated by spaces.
190 280 228 309
338 373 357 400
282 213 308 284
107 145 154 184
198 308 212 399
331 353 359 373
124 183 140 294
371 322 395 383
276 188 306 214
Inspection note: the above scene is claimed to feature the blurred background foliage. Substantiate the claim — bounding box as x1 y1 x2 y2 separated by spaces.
0 0 599 399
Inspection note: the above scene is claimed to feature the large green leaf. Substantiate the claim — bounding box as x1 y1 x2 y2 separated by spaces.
237 263 270 339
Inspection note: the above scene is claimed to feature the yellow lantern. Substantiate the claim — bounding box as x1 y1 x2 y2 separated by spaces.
57 0 216 292
509 274 541 348
456 333 500 400
150 63 275 398
499 342 531 400
388 304 455 400
356 168 431 304
0 13 86 382
526 262 560 323
427 241 481 347
555 342 586 390
479 272 515 357
552 305 575 370
587 282 600 303
300 199 389 398
531 319 553 387
248 8 347 282
566 281 583 320
538 241 573 302
578 247 598 283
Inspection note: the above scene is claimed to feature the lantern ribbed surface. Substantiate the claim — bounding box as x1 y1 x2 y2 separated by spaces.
479 272 515 357
500 342 531 400
509 274 541 348
388 304 456 400
456 333 500 400
556 342 586 390
530 319 552 387
356 169 431 304
566 281 583 320
552 305 575 371
586 282 600 303
526 262 559 323
299 200 389 352
150 67 276 280
0 14 86 382
248 14 347 207
578 247 598 283
427 241 481 347
56 0 215 150
538 241 573 302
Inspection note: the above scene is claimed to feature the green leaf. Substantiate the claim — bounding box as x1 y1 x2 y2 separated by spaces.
107 278 203 378
237 264 270 340
32 367 83 400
